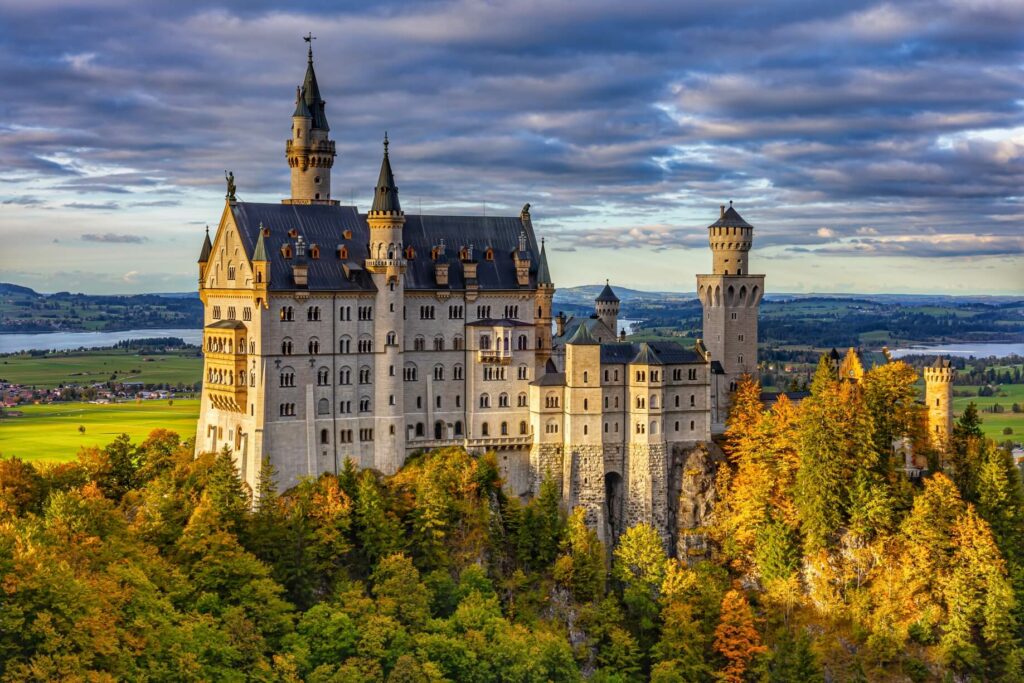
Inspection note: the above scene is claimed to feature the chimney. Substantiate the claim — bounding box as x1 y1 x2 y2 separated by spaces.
292 235 308 287
720 204 725 218
556 312 566 337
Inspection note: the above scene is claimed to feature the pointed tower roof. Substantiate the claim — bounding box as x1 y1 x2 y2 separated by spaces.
537 238 552 285
292 85 312 118
302 43 329 131
631 342 664 365
198 226 212 263
252 226 269 262
596 280 619 303
708 201 753 229
567 322 599 345
370 134 402 214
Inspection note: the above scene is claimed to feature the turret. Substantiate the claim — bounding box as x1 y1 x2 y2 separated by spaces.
924 356 956 448
198 225 213 284
284 40 336 204
365 134 406 475
534 234 555 368
708 201 753 275
595 280 620 339
252 223 269 293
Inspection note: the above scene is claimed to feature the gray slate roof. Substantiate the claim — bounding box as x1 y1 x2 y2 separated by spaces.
599 341 704 365
596 281 619 303
370 137 401 214
229 202 542 292
198 227 212 263
302 49 329 131
567 322 600 345
709 204 752 229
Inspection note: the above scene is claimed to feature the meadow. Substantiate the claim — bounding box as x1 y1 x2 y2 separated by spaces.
0 399 200 462
0 349 201 388
953 383 1024 443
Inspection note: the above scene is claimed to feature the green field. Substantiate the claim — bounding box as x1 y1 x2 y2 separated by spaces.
0 349 201 388
953 383 1024 443
0 399 200 462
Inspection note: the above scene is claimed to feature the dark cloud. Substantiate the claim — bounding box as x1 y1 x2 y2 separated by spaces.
1 196 43 205
81 232 146 243
0 0 1020 265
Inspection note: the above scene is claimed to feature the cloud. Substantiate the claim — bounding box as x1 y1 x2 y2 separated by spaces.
1 195 43 205
122 270 140 283
81 232 148 243
0 1 1021 293
65 202 119 210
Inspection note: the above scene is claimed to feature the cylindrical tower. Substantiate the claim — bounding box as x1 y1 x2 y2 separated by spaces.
285 44 336 204
366 134 407 474
595 280 620 339
695 202 765 433
924 357 955 449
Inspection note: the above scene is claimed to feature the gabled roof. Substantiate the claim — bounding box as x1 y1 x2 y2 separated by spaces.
198 226 212 263
370 135 401 214
599 341 705 365
596 280 619 303
708 204 752 229
567 322 599 345
631 342 663 365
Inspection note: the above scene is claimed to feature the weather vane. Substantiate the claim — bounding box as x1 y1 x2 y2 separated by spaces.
304 32 316 44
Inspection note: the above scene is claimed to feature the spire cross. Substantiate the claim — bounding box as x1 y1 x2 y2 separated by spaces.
383 131 389 155
304 33 316 59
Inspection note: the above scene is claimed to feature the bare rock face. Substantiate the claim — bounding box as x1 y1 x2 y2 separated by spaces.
669 441 725 560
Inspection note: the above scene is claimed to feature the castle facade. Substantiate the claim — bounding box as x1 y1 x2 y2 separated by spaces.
196 46 765 547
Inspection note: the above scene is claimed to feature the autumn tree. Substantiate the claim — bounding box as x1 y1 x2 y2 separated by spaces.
714 589 767 683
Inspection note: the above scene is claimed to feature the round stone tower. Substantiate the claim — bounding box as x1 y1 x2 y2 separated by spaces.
285 41 336 204
696 202 765 431
924 356 955 448
595 280 620 338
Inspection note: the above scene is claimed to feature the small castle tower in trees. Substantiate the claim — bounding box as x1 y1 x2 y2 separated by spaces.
696 202 764 426
284 39 336 204
924 356 955 448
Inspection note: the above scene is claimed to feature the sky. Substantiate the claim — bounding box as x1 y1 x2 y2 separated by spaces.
0 0 1022 296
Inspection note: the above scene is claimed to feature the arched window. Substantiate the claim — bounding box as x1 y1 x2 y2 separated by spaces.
517 335 527 350
517 392 528 407
320 428 329 444
386 331 396 346
415 423 425 437
339 367 351 384
317 367 329 385
317 398 329 415
339 336 351 353
434 364 445 381
501 421 508 436
414 336 426 351
308 338 320 354
227 262 236 280
404 364 418 382
454 421 463 436
480 393 490 408
498 393 509 407
519 420 528 435
481 422 490 436
281 338 293 355
690 394 695 407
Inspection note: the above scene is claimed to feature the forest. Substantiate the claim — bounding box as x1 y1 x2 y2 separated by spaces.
1 356 1022 681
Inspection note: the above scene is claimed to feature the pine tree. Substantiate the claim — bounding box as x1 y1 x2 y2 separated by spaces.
354 470 402 568
205 445 249 532
553 508 605 602
754 517 800 582
714 589 767 683
759 627 822 682
975 443 1024 567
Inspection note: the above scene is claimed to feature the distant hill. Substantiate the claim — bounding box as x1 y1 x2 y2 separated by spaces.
0 283 203 334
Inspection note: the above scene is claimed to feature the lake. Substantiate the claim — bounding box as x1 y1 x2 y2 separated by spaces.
889 342 1024 359
0 328 203 354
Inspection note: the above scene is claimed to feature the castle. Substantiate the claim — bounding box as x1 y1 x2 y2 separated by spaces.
195 44 951 548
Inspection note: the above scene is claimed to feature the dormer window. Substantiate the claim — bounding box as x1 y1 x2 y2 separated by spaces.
343 230 352 239
405 245 415 259
288 228 298 238
338 245 349 260
485 247 494 261
310 245 320 259
281 245 292 259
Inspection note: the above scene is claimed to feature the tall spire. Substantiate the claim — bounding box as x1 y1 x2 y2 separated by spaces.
370 133 402 214
301 34 329 131
198 225 212 263
252 224 269 262
537 237 552 285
